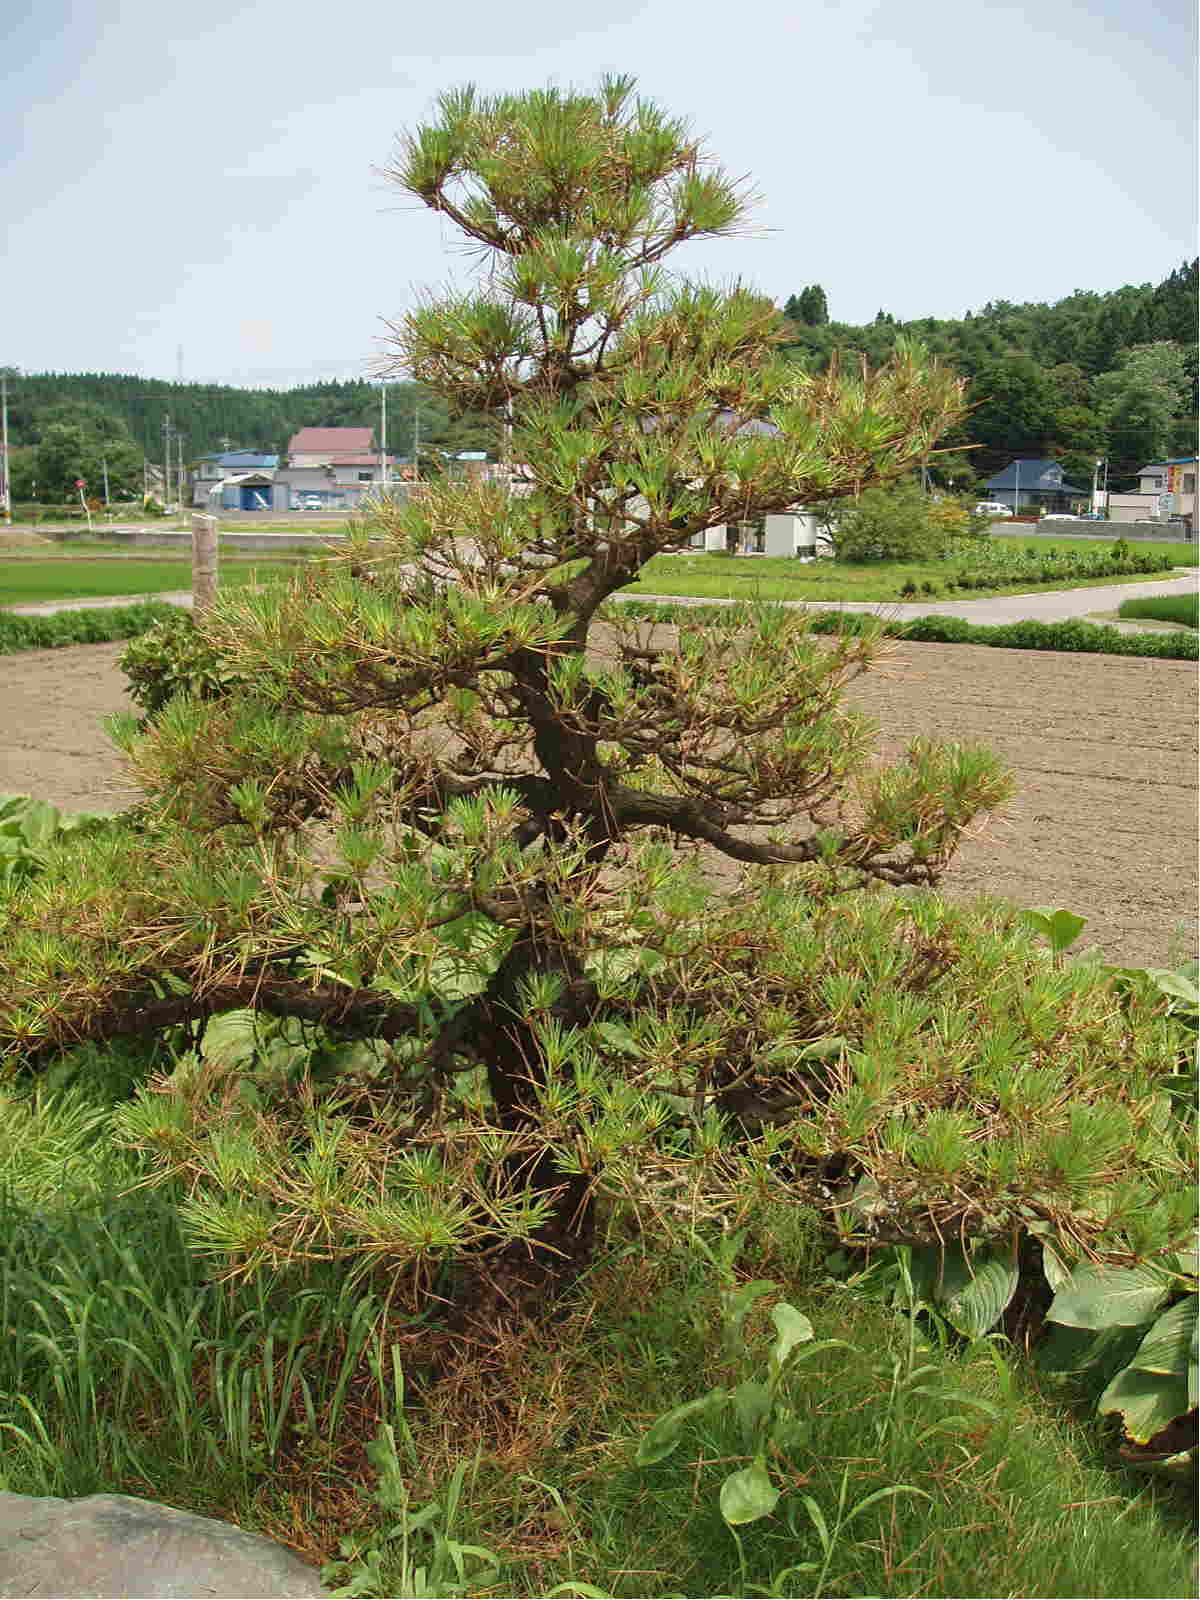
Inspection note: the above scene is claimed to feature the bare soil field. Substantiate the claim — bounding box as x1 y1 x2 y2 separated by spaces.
1 640 1195 966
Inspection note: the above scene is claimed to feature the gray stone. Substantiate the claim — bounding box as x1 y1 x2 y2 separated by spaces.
0 1492 328 1598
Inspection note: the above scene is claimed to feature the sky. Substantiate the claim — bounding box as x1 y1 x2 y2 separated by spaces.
2 0 1195 386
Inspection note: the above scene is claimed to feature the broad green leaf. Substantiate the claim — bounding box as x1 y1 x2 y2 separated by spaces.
719 1462 779 1526
636 1392 721 1466
1143 966 1200 1012
1098 1363 1190 1445
769 1302 814 1369
1041 1239 1074 1294
731 1379 772 1446
1127 1295 1198 1379
201 1009 260 1068
939 1250 1019 1339
1021 906 1087 953
1048 1263 1170 1330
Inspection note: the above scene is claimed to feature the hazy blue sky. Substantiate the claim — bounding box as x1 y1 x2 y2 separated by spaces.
3 0 1195 385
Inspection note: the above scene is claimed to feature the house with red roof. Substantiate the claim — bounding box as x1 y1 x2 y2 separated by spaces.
287 426 376 465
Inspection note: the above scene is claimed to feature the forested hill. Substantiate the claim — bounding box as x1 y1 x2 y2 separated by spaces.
780 260 1197 487
2 375 496 467
5 260 1196 497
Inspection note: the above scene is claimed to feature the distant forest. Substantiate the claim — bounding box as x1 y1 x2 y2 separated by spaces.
5 260 1195 501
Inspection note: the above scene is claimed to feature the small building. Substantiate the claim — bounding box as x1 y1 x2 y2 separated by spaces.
1137 456 1196 532
984 460 1087 515
192 451 278 507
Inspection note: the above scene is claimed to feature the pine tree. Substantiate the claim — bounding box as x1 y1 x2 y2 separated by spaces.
4 79 1014 1298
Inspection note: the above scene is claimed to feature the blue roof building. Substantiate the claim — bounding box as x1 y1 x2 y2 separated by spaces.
984 459 1086 513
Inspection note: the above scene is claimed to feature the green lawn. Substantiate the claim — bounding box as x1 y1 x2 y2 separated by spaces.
627 543 1194 603
0 558 303 607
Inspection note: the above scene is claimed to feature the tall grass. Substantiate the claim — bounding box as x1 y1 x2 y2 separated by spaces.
0 1090 1192 1596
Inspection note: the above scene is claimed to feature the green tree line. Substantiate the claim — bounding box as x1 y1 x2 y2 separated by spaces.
779 259 1197 488
3 374 499 502
4 260 1194 501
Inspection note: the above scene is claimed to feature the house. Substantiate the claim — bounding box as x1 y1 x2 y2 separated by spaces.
276 427 394 509
983 460 1087 515
1137 456 1196 532
191 451 278 508
287 427 376 466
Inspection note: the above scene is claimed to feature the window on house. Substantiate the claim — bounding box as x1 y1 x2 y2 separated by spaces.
358 471 373 482
1184 474 1196 495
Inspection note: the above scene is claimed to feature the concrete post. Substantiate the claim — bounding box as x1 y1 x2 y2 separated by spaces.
191 513 219 612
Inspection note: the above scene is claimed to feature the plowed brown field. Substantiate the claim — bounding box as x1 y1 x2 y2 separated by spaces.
1 639 1195 966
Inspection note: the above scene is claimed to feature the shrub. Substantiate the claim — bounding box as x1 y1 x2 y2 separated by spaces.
822 483 984 563
1118 593 1199 629
608 602 1200 659
0 601 180 656
119 611 245 715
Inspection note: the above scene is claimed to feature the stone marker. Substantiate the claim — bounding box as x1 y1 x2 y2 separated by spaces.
0 1492 328 1599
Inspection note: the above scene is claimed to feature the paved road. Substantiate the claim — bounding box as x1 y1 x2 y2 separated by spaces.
6 571 1197 627
624 571 1199 626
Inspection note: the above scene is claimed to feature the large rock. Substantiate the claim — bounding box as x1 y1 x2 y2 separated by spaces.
0 1492 328 1598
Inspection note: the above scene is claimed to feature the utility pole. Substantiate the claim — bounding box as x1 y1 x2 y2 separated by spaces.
177 432 186 511
1 371 10 525
413 403 420 481
102 456 110 506
1014 459 1020 518
379 383 388 487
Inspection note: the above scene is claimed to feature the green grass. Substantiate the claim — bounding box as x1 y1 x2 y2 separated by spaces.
628 548 1190 604
1118 592 1199 628
1006 533 1196 562
0 1079 1193 1598
0 559 304 607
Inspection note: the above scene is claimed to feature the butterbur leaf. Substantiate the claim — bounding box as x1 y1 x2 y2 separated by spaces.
719 1461 779 1526
1099 1364 1190 1445
636 1393 721 1466
1127 1295 1198 1381
1048 1263 1170 1330
769 1301 814 1370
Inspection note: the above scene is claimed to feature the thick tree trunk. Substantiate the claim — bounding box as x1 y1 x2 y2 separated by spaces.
476 933 598 1288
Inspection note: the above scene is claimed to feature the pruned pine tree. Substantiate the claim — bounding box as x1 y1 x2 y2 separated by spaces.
2 80 1021 1298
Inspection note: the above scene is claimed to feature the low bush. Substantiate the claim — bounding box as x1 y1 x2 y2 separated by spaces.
119 610 246 714
820 483 988 563
0 600 180 655
611 600 1200 659
1118 592 1199 629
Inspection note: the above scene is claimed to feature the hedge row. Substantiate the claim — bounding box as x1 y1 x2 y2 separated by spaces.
0 601 183 655
613 600 1199 660
2 596 1195 664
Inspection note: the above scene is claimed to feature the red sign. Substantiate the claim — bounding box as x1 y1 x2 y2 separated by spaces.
75 478 86 488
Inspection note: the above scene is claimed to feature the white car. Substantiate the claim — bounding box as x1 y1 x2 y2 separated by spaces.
974 502 1012 518
1041 513 1078 521
301 497 323 511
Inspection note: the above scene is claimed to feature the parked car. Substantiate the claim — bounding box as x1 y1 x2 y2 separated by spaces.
301 497 324 511
974 502 1012 518
1041 513 1078 521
